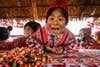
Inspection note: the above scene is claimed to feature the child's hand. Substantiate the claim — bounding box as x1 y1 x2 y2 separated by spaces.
55 46 64 55
45 42 55 52
51 47 56 53
45 44 52 51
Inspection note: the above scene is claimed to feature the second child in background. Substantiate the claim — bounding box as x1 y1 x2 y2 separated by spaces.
12 21 41 48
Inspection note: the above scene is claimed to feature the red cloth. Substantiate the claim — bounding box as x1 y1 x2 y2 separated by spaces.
90 42 97 49
0 40 10 51
95 42 100 49
52 63 66 67
11 37 28 48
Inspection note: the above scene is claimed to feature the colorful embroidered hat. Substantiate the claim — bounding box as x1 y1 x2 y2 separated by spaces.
48 0 68 13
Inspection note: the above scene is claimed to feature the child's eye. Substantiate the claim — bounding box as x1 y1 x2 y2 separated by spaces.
59 18 63 21
59 18 64 21
49 17 54 20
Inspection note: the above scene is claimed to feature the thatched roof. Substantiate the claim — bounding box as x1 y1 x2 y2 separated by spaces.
0 0 100 22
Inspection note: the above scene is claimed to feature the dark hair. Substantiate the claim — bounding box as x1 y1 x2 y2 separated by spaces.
24 21 41 32
7 26 13 31
0 27 10 40
80 28 91 36
46 7 68 24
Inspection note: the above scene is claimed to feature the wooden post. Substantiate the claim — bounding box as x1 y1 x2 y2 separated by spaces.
32 0 38 20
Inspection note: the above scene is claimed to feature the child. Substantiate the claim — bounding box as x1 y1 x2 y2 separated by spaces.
32 0 75 55
12 21 41 48
0 26 12 51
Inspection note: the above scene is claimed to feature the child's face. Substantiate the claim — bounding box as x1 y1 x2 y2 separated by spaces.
24 26 34 37
79 30 85 38
46 9 66 36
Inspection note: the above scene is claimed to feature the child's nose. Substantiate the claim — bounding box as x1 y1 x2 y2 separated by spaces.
53 20 58 24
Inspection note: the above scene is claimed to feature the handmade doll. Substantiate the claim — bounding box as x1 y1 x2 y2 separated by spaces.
76 27 96 49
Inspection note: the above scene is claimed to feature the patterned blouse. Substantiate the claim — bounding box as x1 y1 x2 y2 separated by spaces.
32 26 75 54
11 36 41 50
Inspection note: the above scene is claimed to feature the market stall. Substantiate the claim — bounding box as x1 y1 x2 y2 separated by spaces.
0 0 100 67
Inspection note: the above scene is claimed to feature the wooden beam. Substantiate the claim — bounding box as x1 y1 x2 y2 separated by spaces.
0 15 99 19
37 4 100 7
0 6 31 8
0 16 33 19
31 0 38 20
38 15 100 18
0 4 99 8
78 0 90 19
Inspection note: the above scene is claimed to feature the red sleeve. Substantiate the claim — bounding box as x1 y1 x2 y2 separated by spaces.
0 40 12 51
90 42 97 49
32 28 43 44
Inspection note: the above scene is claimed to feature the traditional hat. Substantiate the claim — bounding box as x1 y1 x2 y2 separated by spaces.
48 0 68 13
